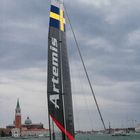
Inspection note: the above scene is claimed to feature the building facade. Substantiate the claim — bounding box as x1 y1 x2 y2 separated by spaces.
6 99 49 137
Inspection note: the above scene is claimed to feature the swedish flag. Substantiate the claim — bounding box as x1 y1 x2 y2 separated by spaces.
50 5 66 32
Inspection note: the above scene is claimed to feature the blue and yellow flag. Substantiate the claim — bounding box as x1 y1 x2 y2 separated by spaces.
49 5 66 32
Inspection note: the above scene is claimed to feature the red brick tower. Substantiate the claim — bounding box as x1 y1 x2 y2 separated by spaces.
15 99 21 128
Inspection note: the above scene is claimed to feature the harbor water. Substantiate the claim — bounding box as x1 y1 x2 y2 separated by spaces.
0 134 140 140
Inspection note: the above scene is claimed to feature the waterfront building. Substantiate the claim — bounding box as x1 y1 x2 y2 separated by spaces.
6 99 49 137
0 128 11 137
11 128 20 137
21 128 48 137
135 125 140 133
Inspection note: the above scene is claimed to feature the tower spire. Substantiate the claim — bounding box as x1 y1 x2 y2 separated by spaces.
16 98 21 114
16 98 20 109
15 99 21 128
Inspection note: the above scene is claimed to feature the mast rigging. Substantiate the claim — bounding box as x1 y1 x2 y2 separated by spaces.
63 3 106 130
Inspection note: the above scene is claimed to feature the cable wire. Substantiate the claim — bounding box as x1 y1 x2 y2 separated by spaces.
64 3 106 130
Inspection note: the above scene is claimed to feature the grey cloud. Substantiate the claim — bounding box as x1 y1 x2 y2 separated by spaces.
0 0 140 130
0 0 49 70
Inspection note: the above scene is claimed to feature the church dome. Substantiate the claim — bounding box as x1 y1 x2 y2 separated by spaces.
25 117 32 125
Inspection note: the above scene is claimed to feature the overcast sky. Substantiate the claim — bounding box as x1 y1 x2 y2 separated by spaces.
0 0 140 131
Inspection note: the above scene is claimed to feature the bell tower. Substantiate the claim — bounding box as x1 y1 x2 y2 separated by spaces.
15 99 21 128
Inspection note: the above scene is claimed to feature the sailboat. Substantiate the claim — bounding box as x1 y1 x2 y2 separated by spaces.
47 0 75 140
47 0 106 140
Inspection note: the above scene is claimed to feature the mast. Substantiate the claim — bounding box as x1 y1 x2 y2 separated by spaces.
47 0 75 140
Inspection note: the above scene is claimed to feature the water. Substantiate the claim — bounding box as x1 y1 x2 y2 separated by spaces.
0 134 140 140
76 134 140 140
